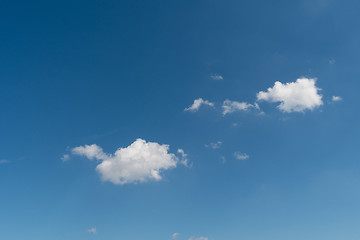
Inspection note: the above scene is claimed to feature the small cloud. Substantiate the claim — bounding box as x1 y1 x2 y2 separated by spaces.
234 152 249 160
0 159 9 164
232 122 239 127
88 228 96 234
220 156 226 164
172 233 180 240
329 58 336 64
222 100 260 115
61 154 70 162
204 141 222 149
332 96 342 102
210 74 223 80
189 237 208 240
185 98 214 112
178 149 191 168
257 77 323 113
71 139 187 185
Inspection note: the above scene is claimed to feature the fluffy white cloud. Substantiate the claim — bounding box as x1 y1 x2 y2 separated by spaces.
185 98 214 112
210 74 223 80
222 99 260 115
88 228 96 234
204 141 222 149
72 139 187 185
234 152 249 160
332 96 342 102
256 77 323 113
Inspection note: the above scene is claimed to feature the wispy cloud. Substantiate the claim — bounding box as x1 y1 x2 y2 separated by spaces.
61 154 70 162
204 141 222 149
189 237 208 240
88 228 96 234
222 100 260 115
210 74 223 80
234 152 249 160
0 159 9 164
172 233 180 240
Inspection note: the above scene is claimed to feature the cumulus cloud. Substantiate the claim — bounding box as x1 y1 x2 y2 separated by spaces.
332 96 342 102
71 139 187 185
88 228 96 234
204 141 222 149
222 100 260 115
256 77 323 113
185 98 214 112
210 74 223 80
234 152 249 160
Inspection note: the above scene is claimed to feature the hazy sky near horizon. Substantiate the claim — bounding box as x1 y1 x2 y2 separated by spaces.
1 0 360 239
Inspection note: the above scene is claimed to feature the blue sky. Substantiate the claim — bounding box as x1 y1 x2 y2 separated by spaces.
1 0 360 239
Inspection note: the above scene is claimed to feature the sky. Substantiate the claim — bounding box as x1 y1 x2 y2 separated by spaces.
1 0 360 239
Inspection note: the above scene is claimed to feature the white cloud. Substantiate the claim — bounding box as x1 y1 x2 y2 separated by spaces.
257 77 323 113
189 237 208 240
234 152 249 160
204 141 222 149
72 139 187 185
210 74 223 80
222 99 260 115
329 58 336 64
185 98 214 112
88 228 96 234
61 154 70 162
72 144 107 160
0 159 9 164
332 96 342 102
172 233 180 240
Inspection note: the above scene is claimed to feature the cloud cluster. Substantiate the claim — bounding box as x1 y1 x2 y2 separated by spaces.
72 139 187 185
186 77 329 115
184 98 214 112
257 78 323 112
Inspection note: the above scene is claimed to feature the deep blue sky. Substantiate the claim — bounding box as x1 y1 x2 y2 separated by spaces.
1 0 360 239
